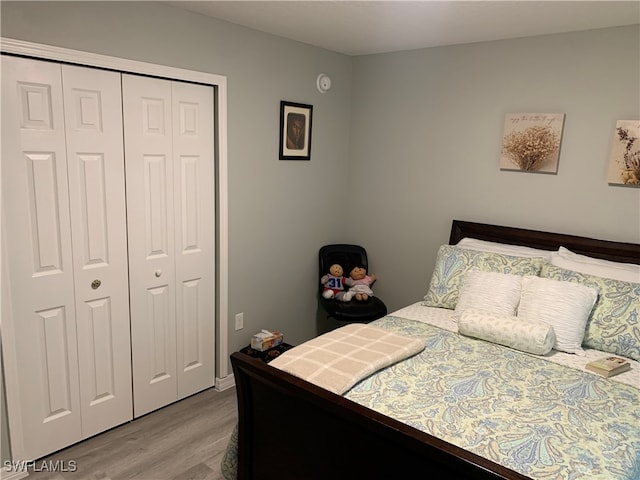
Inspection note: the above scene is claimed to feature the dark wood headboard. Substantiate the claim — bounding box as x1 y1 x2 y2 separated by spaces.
449 220 640 265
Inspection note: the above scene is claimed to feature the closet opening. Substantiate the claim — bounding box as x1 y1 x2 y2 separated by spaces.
0 37 229 462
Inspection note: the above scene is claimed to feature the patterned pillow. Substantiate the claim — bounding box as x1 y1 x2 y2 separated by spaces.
551 247 640 283
458 308 556 355
541 263 640 361
423 245 545 310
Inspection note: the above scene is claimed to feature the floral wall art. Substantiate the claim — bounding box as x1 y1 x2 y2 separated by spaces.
607 120 640 186
500 113 564 173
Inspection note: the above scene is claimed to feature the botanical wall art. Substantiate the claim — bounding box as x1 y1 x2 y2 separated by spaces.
279 101 313 160
607 120 640 186
500 113 565 173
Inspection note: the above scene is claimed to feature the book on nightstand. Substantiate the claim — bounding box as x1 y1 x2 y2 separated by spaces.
585 356 631 378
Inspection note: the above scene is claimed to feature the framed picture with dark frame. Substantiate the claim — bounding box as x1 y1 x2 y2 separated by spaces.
279 101 313 160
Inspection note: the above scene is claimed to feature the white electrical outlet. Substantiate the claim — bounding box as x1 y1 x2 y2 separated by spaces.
235 312 244 331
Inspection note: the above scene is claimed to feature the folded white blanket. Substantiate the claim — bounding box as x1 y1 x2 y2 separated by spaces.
269 323 425 394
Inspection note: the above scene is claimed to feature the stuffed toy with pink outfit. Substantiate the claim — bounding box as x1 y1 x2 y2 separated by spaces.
344 265 377 301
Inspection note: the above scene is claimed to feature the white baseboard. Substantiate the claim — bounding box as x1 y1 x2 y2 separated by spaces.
215 374 235 391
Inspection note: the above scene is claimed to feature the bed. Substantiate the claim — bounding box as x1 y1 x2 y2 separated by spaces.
224 220 640 480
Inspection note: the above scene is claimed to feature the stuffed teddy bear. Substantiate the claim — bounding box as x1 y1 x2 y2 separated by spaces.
344 265 377 301
320 264 349 301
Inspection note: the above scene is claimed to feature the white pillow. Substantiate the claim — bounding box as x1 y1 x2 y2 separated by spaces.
455 269 522 319
457 238 553 261
459 309 556 355
551 247 640 283
518 276 598 354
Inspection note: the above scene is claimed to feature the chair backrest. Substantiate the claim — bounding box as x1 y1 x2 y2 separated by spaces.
318 244 369 293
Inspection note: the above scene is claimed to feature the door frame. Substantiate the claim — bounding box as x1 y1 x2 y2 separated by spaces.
0 37 230 459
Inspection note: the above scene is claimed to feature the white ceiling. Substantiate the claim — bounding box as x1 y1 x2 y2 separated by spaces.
165 1 640 56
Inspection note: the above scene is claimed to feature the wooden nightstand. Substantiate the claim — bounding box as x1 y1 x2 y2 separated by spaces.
239 343 295 363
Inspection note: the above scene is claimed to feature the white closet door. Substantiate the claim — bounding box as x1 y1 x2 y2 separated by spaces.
1 56 82 460
172 81 215 399
123 75 215 417
123 74 178 417
61 64 133 436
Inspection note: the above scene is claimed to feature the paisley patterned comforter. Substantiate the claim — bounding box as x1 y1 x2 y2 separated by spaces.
345 316 640 480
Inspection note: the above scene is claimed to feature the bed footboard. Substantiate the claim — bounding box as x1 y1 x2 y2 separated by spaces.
231 352 529 480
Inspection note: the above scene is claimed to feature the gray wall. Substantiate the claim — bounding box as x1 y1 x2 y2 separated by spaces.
0 1 353 351
1 0 639 462
346 26 640 312
1 0 351 461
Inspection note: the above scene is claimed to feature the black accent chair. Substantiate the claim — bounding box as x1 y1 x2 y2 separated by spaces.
318 244 388 323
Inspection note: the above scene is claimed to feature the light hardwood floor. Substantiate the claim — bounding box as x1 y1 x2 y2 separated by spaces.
24 387 237 480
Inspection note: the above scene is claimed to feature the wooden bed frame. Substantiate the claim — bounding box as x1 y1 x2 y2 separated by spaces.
231 220 640 480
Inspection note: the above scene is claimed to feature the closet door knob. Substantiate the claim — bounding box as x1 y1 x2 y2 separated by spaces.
155 269 162 278
91 279 101 290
